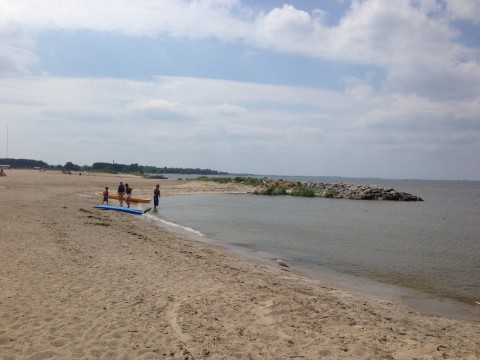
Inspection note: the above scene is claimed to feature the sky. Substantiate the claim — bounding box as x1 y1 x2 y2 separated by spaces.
1 0 480 180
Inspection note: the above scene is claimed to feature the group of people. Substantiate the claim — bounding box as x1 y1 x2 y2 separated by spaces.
102 182 161 211
116 182 133 208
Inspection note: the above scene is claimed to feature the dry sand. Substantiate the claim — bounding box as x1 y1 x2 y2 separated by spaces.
0 169 479 360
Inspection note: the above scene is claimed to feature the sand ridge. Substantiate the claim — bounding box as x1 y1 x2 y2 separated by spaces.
0 170 479 359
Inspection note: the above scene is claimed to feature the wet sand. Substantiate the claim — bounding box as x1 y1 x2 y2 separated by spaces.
1 169 479 359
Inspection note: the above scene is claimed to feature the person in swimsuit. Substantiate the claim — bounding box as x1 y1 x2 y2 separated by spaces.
125 183 133 208
102 186 109 204
117 182 125 207
153 184 160 211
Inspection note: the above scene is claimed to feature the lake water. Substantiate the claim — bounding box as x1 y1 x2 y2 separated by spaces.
143 177 480 320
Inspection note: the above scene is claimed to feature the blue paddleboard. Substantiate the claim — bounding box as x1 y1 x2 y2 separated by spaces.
92 205 151 215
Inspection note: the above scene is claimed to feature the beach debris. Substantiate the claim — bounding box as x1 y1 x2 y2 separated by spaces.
475 301 480 305
276 259 289 268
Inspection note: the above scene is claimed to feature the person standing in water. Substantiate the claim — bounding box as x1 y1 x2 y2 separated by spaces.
125 183 133 208
153 184 160 211
117 182 125 207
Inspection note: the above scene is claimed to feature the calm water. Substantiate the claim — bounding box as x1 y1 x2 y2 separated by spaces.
144 178 480 320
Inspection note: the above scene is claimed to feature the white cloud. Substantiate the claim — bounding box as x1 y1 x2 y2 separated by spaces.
252 5 325 53
1 75 478 178
329 1 479 100
214 103 247 116
0 0 250 38
1 0 479 102
445 0 480 24
0 23 38 75
126 99 196 122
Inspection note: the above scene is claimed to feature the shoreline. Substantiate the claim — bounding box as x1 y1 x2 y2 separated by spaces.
144 188 480 322
149 210 480 322
1 169 479 359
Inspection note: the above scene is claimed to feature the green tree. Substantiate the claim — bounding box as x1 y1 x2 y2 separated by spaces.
64 162 81 171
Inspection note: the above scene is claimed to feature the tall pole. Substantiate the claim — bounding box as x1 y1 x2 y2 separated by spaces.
6 123 8 158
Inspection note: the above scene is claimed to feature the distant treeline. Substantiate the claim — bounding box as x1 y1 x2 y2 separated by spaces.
90 162 228 175
0 158 228 175
0 158 48 168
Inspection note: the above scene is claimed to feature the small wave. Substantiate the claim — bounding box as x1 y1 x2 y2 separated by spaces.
145 213 204 237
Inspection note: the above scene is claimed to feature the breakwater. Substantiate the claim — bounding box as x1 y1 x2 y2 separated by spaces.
300 181 423 201
254 179 423 201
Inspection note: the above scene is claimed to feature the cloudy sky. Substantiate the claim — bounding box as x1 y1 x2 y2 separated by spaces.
1 0 479 180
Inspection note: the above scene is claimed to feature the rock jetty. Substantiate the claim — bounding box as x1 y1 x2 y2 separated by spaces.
299 182 423 201
253 179 423 201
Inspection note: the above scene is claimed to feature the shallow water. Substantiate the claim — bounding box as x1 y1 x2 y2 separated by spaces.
145 178 480 320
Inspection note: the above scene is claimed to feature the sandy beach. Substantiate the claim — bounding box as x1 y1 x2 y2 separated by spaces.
1 170 479 360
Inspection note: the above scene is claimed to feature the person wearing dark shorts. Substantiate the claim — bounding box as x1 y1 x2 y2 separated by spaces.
153 184 160 211
102 186 109 204
117 182 125 207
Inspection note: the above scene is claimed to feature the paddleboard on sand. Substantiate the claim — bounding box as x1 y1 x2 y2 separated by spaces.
92 205 151 215
97 192 151 203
